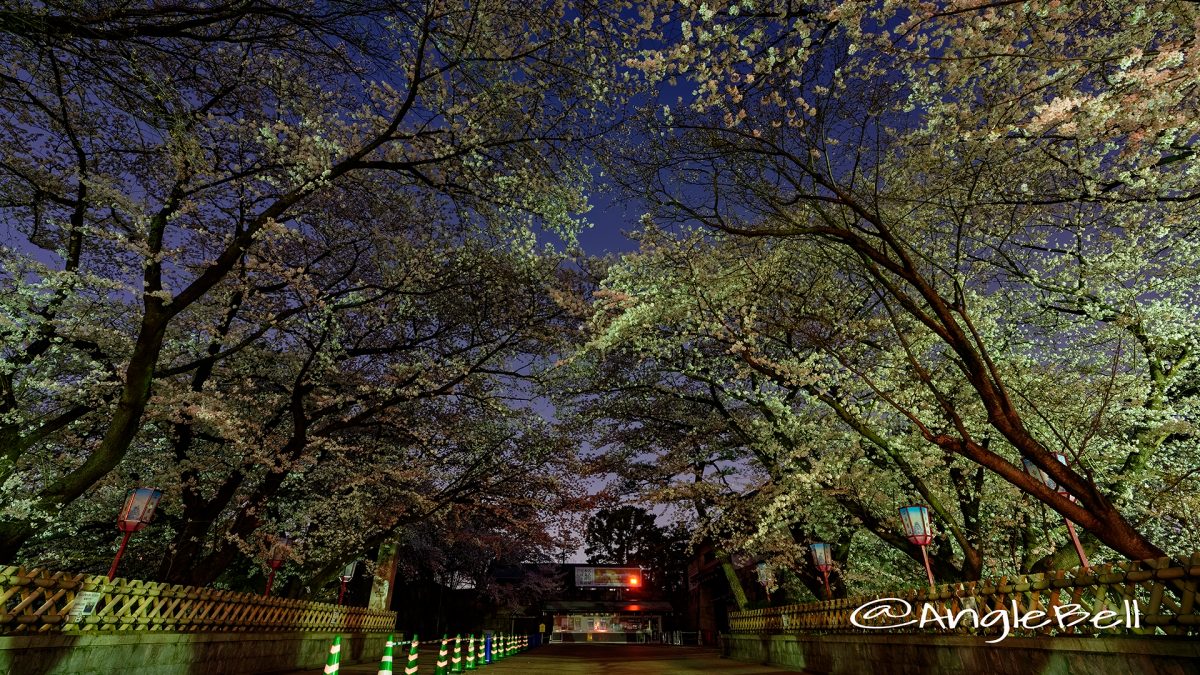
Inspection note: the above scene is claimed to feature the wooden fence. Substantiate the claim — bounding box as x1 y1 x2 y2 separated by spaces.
730 552 1200 639
0 566 396 635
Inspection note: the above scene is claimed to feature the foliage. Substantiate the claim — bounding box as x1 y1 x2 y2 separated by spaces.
561 0 1200 596
0 0 625 586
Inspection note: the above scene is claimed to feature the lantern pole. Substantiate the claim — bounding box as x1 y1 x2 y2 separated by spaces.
264 566 278 597
1023 455 1092 571
919 544 935 587
264 557 286 597
1065 520 1091 570
107 531 133 581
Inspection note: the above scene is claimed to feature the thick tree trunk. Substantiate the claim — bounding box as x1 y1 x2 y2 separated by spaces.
717 551 749 611
158 473 244 583
0 310 167 563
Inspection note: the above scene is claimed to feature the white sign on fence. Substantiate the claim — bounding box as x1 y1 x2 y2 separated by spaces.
67 590 102 621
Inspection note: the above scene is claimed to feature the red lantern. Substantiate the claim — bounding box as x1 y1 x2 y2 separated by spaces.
898 505 936 587
263 535 294 597
755 561 777 600
107 487 163 581
338 561 358 606
810 543 833 599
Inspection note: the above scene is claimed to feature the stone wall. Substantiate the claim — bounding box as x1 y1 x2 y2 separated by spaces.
722 633 1200 675
0 631 390 675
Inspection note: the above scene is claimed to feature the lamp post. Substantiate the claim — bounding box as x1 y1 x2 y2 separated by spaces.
809 542 833 600
755 562 776 603
898 505 936 587
263 535 293 597
1023 453 1092 570
338 561 358 606
107 487 163 581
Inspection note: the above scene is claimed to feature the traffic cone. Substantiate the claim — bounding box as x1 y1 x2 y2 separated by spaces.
324 635 341 675
435 635 450 675
466 634 476 670
452 634 464 673
377 634 395 674
476 634 486 666
403 635 419 675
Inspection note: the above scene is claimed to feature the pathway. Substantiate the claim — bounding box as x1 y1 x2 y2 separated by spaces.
281 643 801 674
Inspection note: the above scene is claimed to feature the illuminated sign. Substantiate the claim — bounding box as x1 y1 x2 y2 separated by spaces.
574 566 643 588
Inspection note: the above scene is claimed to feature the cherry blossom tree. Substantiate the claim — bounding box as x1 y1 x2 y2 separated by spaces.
0 0 626 560
604 0 1200 564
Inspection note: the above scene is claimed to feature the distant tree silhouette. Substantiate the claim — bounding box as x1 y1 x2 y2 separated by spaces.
584 506 688 595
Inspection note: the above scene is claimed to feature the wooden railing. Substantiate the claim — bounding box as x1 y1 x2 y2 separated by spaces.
0 566 396 635
730 552 1200 638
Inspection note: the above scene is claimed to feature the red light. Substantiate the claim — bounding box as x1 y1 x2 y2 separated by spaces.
629 576 639 586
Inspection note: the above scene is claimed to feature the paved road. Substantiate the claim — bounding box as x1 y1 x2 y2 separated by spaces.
284 644 800 674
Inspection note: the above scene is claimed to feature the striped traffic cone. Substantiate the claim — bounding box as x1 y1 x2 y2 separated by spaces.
377 634 395 674
476 634 486 666
405 634 420 667
452 634 464 673
435 635 450 675
466 634 476 670
491 634 500 662
324 635 342 675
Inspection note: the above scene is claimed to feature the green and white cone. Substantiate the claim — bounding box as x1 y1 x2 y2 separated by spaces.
377 634 395 675
403 635 419 675
324 635 341 675
476 634 486 666
466 634 476 670
452 634 464 673
435 635 450 675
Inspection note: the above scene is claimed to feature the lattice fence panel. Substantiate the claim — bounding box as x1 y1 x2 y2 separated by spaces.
728 552 1200 639
0 566 395 635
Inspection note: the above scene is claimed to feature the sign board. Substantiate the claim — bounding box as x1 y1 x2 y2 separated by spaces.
67 590 103 621
574 566 642 588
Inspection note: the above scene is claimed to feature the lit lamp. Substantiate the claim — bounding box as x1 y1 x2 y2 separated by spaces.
755 562 776 601
810 543 833 600
263 535 293 598
107 487 163 581
1022 453 1091 570
898 505 936 587
338 561 358 606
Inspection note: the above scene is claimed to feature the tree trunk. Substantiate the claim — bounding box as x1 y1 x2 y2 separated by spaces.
0 310 167 563
157 473 244 583
717 551 749 611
